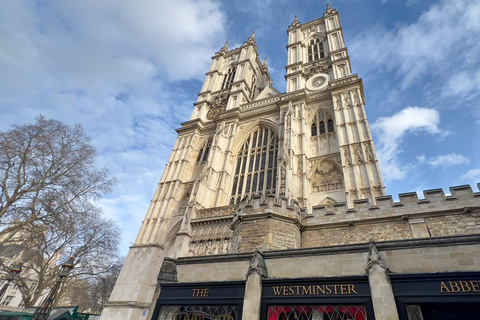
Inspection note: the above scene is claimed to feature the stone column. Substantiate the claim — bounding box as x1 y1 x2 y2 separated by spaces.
242 250 268 320
366 240 399 320
146 259 178 320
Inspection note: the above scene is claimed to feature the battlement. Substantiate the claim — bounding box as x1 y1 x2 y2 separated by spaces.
306 184 480 226
235 194 304 219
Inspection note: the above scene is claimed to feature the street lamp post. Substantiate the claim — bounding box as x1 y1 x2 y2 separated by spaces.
0 262 23 302
32 257 75 320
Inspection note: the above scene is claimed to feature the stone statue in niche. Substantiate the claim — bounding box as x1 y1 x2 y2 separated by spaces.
364 142 375 162
279 159 287 196
311 160 343 193
354 145 364 165
343 146 352 166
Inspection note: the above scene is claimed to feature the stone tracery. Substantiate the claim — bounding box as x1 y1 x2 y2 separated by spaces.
310 159 344 193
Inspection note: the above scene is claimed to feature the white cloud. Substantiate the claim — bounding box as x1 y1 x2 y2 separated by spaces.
418 153 470 168
460 169 480 186
442 70 480 99
372 107 448 181
350 0 480 89
0 0 227 253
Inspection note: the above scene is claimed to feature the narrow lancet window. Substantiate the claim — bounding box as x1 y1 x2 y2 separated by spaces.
196 139 212 164
311 110 335 137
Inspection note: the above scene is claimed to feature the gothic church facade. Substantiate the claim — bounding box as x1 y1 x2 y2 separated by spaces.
100 5 480 320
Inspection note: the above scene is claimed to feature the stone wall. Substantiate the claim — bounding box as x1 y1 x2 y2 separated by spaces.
302 220 412 248
172 236 480 283
231 218 301 253
230 195 302 253
386 243 480 273
176 259 250 282
426 212 480 237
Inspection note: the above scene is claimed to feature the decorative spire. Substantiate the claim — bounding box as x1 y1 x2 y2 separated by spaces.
216 41 229 55
244 31 256 45
289 15 301 28
324 3 337 16
366 239 389 274
263 57 269 72
246 250 268 278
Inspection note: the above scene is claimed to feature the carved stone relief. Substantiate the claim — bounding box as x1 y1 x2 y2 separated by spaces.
189 219 233 256
310 159 343 193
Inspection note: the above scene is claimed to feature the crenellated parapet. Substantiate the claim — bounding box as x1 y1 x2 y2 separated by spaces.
302 184 480 248
234 194 304 220
306 185 480 224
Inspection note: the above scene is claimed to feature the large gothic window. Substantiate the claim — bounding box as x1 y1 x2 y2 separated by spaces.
230 127 278 204
307 38 325 62
196 139 212 164
311 110 335 137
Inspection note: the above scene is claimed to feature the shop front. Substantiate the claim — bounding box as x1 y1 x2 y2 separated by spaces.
152 281 245 320
392 272 480 320
261 277 375 320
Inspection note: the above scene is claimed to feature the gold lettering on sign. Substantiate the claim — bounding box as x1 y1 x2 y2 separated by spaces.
192 288 209 297
272 284 359 296
440 281 480 293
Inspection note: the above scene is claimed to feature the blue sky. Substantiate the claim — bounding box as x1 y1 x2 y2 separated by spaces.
1 0 479 255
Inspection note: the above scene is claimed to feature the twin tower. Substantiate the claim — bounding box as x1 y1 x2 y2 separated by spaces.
101 5 386 320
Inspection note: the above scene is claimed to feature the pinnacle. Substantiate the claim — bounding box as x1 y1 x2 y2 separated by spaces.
290 15 301 28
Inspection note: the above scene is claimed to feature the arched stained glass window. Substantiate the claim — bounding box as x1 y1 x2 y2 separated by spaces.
230 127 278 204
319 121 326 134
311 123 317 136
328 119 334 132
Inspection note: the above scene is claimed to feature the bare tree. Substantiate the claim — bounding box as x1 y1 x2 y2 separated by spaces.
0 116 120 308
62 258 124 314
0 116 116 243
5 208 121 307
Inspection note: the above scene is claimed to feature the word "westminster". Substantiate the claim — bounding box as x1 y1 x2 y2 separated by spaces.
272 284 359 296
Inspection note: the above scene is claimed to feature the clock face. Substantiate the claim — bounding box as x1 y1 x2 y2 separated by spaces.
206 105 225 120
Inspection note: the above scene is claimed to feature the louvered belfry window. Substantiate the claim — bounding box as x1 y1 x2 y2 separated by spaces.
307 38 325 62
230 127 278 204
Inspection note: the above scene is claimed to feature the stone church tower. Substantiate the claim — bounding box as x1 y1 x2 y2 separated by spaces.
100 5 386 320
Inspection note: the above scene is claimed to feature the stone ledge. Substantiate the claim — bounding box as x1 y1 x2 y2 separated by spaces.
174 234 480 265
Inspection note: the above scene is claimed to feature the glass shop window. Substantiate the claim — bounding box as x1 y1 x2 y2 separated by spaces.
268 305 367 320
158 305 239 320
406 303 479 320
